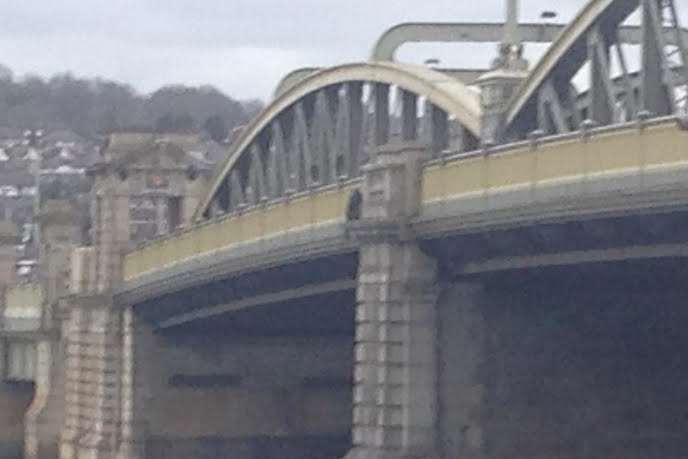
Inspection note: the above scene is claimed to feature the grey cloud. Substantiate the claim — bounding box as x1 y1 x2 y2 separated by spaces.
0 1 682 100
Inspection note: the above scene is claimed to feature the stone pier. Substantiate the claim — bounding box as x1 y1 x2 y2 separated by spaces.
60 184 133 459
347 143 440 459
25 202 82 459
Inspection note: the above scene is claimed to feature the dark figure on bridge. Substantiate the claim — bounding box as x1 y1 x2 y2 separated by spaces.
346 189 362 221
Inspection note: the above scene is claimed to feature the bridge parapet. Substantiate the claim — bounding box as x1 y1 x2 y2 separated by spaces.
422 116 688 211
124 181 359 283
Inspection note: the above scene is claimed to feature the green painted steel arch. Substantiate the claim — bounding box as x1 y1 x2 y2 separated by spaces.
194 61 482 221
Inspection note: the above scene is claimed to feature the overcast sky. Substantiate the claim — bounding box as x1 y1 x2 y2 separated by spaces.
0 1 684 101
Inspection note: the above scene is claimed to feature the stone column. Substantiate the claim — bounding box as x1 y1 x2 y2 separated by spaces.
26 201 82 459
115 306 152 459
24 327 66 459
0 225 14 387
95 191 129 292
60 247 96 459
64 170 136 459
0 285 6 378
59 304 83 459
76 301 122 459
347 143 440 459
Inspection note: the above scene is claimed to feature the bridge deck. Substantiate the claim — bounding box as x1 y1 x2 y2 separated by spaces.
122 117 688 301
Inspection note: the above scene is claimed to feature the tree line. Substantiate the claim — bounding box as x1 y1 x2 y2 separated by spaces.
0 69 263 142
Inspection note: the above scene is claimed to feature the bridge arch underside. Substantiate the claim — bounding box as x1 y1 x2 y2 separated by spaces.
423 207 688 459
128 212 688 459
130 254 358 459
438 262 688 459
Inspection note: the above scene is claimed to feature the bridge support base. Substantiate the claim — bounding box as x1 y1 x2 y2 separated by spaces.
25 334 66 459
346 241 440 459
58 297 132 459
346 143 440 459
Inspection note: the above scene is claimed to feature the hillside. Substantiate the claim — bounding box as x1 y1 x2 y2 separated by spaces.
0 70 263 142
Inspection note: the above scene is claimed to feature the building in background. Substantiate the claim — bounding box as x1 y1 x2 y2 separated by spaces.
0 128 226 458
90 131 221 246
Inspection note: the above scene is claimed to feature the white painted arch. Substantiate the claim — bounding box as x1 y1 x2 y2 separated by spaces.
194 61 482 220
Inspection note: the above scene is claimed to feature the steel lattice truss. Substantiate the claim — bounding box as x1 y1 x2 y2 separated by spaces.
197 0 688 222
198 64 480 219
507 0 688 138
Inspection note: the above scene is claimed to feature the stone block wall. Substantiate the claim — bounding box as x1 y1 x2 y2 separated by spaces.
143 333 353 459
62 302 122 459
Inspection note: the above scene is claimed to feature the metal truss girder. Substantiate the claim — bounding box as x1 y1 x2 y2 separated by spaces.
588 27 616 125
247 144 267 204
430 104 449 156
334 88 351 180
359 97 374 164
196 62 481 221
538 80 571 134
370 21 688 63
276 22 688 99
573 65 688 117
613 35 638 116
268 121 288 198
312 90 337 185
401 90 418 141
564 84 583 128
215 179 229 213
506 0 642 133
642 0 674 115
291 102 313 190
661 0 688 111
229 170 245 211
374 83 390 146
347 83 364 177
207 196 219 217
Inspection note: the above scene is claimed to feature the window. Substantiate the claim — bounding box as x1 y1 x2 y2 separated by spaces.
5 342 35 382
129 194 183 242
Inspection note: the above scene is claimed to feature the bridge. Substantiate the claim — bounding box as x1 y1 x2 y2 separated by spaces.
7 1 688 459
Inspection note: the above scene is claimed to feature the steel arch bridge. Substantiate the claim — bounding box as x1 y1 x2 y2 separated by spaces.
122 0 688 288
56 3 688 459
194 62 482 220
187 0 688 225
121 0 688 305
